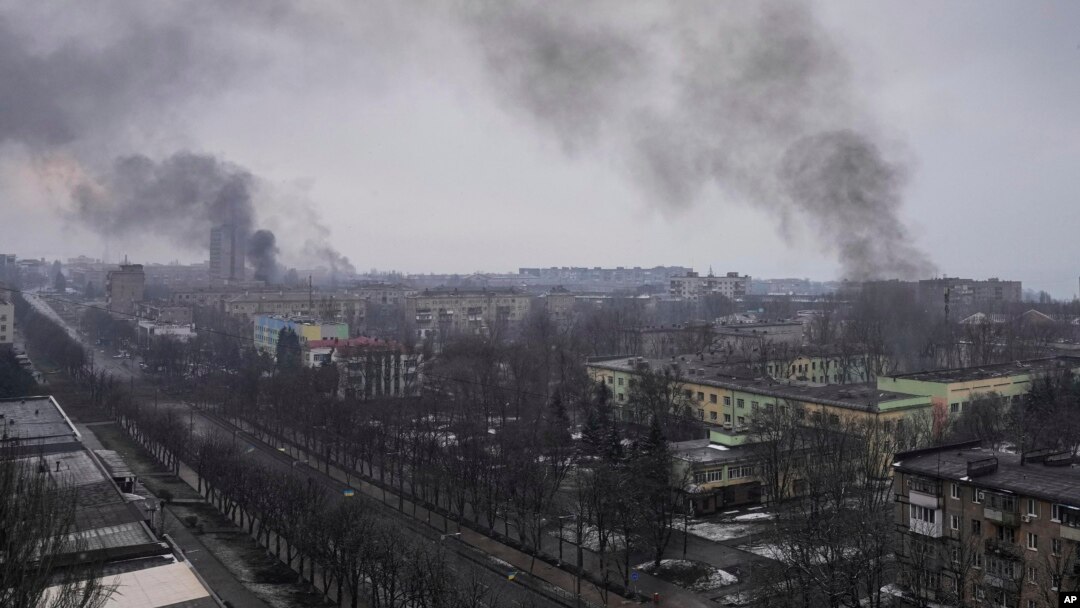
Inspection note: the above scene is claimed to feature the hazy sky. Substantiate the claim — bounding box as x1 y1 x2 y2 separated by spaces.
1 1 1078 296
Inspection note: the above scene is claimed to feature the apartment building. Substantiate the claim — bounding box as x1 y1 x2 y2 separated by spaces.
227 291 368 328
893 442 1079 607
105 263 145 316
405 289 533 339
669 271 751 301
0 294 12 349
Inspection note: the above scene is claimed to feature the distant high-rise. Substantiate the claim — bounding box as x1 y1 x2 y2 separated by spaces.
209 224 245 282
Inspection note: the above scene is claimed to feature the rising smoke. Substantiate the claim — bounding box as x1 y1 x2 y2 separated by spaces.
464 0 935 279
0 7 351 283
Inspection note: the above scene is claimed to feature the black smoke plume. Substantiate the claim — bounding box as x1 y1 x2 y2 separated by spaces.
465 1 935 279
248 229 282 283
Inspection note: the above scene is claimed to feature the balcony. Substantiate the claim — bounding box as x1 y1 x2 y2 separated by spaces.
984 507 1020 528
1061 523 1080 543
909 489 943 509
984 537 1023 560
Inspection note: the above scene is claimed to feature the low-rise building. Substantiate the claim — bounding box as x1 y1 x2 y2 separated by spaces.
305 337 420 398
136 321 196 345
227 291 368 328
253 315 348 355
877 356 1080 421
135 302 194 325
892 442 1080 607
0 396 217 607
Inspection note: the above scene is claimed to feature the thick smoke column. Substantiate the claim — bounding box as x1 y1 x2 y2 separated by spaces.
466 0 935 279
72 153 256 246
248 229 281 283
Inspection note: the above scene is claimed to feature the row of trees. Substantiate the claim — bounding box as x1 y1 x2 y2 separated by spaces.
103 395 523 608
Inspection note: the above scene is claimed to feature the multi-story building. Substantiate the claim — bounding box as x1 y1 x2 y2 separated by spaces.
0 396 218 607
305 336 420 398
877 356 1080 423
143 262 210 288
253 314 349 355
405 289 533 339
209 224 245 282
917 277 1023 312
227 291 368 329
0 294 12 349
105 263 145 316
669 271 751 301
892 442 1080 607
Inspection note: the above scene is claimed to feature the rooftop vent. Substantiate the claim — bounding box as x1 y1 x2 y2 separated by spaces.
967 456 998 478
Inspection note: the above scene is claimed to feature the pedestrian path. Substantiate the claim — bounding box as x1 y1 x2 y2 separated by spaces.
75 423 270 608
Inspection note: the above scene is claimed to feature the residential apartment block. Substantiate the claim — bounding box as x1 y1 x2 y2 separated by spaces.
669 271 750 301
0 294 12 348
105 263 145 316
405 289 533 339
893 442 1079 607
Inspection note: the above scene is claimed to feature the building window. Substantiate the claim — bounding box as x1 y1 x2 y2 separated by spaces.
698 409 705 420
1027 498 1037 517
706 469 723 482
950 514 960 530
606 376 613 385
737 399 745 408
972 488 983 504
1026 532 1038 551
973 551 983 568
724 414 731 423
971 519 982 536
951 484 961 500
750 400 759 409
950 402 960 414
618 377 624 386
737 416 745 426
1052 538 1062 555
951 546 959 563
724 396 731 406
912 505 936 524
1027 566 1037 584
709 411 717 421
618 393 625 401
729 466 754 479
697 392 705 401
709 394 717 404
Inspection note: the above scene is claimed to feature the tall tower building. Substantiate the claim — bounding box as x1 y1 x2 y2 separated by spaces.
209 224 245 282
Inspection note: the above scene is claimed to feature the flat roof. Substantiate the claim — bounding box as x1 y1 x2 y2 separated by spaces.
895 445 1080 506
0 396 80 446
885 356 1080 384
589 357 924 412
670 439 756 465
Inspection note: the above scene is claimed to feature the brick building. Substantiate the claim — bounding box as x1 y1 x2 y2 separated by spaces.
893 442 1080 607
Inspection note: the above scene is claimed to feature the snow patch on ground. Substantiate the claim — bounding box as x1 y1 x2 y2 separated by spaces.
558 525 625 551
686 520 759 543
732 512 774 522
740 543 858 565
636 559 737 592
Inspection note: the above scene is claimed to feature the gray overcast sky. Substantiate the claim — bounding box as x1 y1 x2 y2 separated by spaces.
1 1 1078 296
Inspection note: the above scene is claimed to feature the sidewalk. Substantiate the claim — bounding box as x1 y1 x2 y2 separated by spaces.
75 423 270 608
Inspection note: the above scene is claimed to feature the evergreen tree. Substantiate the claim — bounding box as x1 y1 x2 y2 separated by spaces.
275 327 302 369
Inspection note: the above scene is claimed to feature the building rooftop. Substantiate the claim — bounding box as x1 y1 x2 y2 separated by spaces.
0 396 80 448
895 443 1080 507
885 356 1080 384
0 396 214 607
588 357 925 412
670 438 756 465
